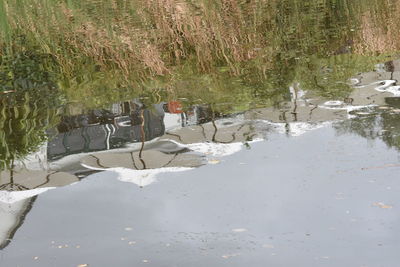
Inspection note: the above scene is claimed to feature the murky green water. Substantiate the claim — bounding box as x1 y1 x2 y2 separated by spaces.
2 1 400 266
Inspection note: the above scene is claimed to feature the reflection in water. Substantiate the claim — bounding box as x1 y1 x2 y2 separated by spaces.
2 0 400 109
4 61 400 194
0 197 36 249
335 104 400 151
3 59 400 249
3 0 400 254
335 60 400 149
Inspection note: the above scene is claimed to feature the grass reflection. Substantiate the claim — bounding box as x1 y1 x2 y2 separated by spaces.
0 0 398 109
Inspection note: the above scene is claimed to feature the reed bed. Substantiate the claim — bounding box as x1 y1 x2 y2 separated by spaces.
0 0 397 106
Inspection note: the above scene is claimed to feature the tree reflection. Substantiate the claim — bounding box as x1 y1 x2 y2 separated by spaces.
0 51 62 170
334 105 400 151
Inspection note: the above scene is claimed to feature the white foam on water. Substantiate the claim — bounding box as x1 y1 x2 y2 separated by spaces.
383 86 400 96
372 80 400 96
349 78 360 86
374 80 396 91
355 79 400 96
187 142 244 157
324 100 344 106
319 101 376 119
256 120 332 137
289 121 333 136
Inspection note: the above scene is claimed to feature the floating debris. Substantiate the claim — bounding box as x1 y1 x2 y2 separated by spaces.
208 159 220 164
362 163 400 170
222 253 240 259
373 202 393 209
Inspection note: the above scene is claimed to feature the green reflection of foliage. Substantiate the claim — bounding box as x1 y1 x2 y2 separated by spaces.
0 51 62 170
0 49 61 95
334 110 400 151
380 112 400 150
295 54 393 98
0 94 60 170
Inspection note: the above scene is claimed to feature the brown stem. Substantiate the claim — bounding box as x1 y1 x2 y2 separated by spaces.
139 109 147 169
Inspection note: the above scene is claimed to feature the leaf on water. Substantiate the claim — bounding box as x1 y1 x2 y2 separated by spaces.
362 163 400 170
373 202 393 209
222 253 240 259
208 159 220 164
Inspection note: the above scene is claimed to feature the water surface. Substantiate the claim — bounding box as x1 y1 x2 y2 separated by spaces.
1 1 400 266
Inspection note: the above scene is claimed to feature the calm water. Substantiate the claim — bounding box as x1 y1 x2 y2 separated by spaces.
2 1 400 266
